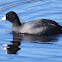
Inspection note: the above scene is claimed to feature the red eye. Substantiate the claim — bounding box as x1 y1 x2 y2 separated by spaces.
7 15 8 17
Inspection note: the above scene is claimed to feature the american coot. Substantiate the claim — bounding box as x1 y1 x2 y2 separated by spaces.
1 11 62 35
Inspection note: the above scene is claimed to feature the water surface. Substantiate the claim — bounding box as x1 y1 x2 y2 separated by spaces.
0 0 62 62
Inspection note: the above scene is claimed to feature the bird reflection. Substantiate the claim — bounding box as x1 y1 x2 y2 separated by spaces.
4 32 59 54
13 32 58 43
7 41 21 54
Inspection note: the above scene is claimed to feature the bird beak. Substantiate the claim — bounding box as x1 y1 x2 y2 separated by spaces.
0 15 6 21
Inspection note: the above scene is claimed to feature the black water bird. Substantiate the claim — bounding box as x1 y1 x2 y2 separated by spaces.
1 11 62 35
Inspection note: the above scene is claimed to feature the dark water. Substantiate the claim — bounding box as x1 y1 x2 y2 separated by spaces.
0 0 62 62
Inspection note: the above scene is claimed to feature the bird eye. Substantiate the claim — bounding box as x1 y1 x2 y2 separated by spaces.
6 15 8 17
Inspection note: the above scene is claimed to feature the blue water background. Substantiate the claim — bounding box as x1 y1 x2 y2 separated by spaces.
0 0 62 62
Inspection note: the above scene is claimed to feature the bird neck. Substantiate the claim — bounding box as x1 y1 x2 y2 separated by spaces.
13 19 21 27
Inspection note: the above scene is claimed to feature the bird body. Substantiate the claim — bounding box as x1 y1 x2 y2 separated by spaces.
1 11 62 35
